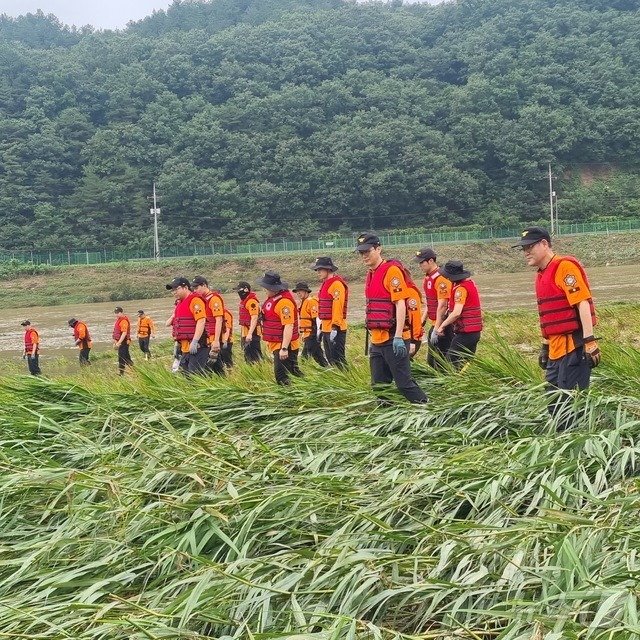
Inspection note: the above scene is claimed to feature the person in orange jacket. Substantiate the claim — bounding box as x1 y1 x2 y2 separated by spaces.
21 320 41 375
233 281 263 364
136 310 156 360
192 275 226 376
220 308 234 369
312 256 348 368
113 306 134 375
68 318 92 366
293 281 328 367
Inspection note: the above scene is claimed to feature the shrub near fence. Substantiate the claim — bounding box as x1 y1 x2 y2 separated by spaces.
2 219 640 266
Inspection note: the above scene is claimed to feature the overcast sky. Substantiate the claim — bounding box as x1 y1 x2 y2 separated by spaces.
0 0 441 30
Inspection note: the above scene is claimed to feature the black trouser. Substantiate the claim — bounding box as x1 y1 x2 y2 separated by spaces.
179 346 209 375
220 343 233 368
118 343 133 375
302 333 328 367
241 334 263 364
322 329 347 368
369 339 428 404
273 347 303 386
79 347 91 366
27 353 41 376
446 331 481 370
545 345 592 430
427 325 453 370
138 337 151 358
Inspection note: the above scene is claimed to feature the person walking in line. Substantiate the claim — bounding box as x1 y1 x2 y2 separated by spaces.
21 320 41 375
113 307 134 375
356 233 428 404
293 281 328 367
312 257 348 368
234 281 263 364
192 275 226 376
512 226 600 424
258 271 303 386
403 275 425 359
136 310 156 360
220 307 234 369
68 318 92 366
166 276 208 375
414 248 452 368
436 261 483 370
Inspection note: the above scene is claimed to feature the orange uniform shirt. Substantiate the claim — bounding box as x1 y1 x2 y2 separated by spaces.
137 316 155 338
320 279 348 332
264 297 301 352
116 317 131 344
403 288 424 342
370 264 412 345
543 256 593 360
299 296 319 338
75 322 92 349
24 328 40 351
179 296 207 354
435 275 452 323
241 296 262 338
206 292 225 345
223 309 234 344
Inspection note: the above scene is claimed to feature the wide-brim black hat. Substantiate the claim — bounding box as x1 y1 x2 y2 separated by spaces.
292 282 312 293
440 260 472 282
256 271 288 291
311 256 338 271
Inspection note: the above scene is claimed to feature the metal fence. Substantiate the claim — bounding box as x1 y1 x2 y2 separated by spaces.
1 218 639 266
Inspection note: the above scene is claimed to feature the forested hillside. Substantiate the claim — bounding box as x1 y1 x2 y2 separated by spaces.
0 0 638 250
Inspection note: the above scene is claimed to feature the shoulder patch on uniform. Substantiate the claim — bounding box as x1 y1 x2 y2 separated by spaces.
391 277 401 287
454 290 463 302
333 289 340 299
564 274 577 287
438 282 448 291
193 304 202 312
408 298 418 310
282 306 291 316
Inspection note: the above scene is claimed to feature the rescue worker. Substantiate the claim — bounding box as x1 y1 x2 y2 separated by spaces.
293 281 328 367
68 318 92 366
136 310 156 360
356 233 428 404
258 271 303 385
113 307 133 375
165 276 208 375
165 301 181 373
403 272 425 359
21 320 41 375
436 261 483 369
220 307 234 368
234 281 263 363
414 248 452 368
512 226 600 423
192 275 225 376
312 257 348 368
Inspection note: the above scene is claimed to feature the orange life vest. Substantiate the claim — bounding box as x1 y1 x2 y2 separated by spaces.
137 316 153 337
449 280 483 333
261 291 299 344
238 292 259 328
536 256 597 339
174 293 205 341
112 316 131 342
318 275 348 320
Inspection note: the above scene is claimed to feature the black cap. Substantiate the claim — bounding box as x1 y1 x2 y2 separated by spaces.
68 318 78 327
256 270 288 291
192 275 208 287
311 257 338 272
20 320 31 326
355 232 381 252
137 309 144 315
232 281 251 292
511 226 551 248
114 306 124 314
440 260 472 282
165 276 191 290
414 248 437 263
292 281 312 293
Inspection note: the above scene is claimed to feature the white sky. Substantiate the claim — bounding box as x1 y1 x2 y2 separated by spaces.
0 0 442 30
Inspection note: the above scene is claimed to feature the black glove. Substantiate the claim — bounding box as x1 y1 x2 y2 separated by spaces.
538 343 549 370
583 336 601 368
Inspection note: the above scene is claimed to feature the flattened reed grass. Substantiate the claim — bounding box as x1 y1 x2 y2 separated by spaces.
0 329 639 638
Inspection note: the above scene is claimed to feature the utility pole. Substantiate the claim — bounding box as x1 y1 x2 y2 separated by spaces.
553 189 559 236
150 182 160 262
548 163 555 235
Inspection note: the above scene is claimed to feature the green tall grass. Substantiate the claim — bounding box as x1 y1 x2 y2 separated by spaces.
0 321 639 638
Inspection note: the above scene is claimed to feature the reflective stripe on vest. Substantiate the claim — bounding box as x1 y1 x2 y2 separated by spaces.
261 291 300 344
112 316 131 341
423 270 440 322
318 275 348 320
174 293 205 341
450 280 483 333
239 292 259 327
24 328 38 352
536 256 597 339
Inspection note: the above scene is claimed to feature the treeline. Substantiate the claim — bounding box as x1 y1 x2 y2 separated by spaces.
0 0 639 249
